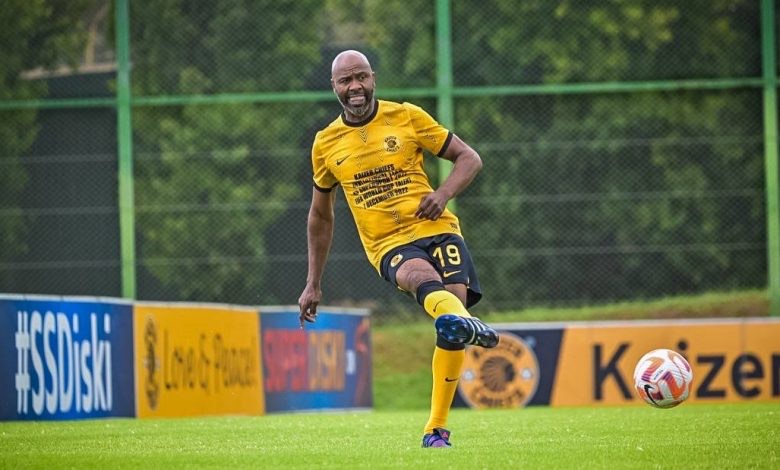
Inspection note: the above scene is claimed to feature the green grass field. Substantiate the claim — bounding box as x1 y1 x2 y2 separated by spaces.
1 403 777 469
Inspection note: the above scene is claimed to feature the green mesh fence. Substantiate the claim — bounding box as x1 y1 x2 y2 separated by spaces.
0 0 777 318
456 90 766 309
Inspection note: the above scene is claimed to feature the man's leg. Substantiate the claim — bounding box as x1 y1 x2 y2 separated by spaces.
417 280 499 437
395 259 497 445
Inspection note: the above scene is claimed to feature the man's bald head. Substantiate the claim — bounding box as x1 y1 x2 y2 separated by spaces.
331 50 372 77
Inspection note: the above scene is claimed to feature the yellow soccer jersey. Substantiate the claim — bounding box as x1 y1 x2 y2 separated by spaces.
311 99 462 271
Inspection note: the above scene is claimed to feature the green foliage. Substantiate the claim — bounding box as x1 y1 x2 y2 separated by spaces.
1 0 769 308
451 0 764 308
324 0 437 88
453 0 758 85
131 0 328 302
0 0 97 275
126 0 768 306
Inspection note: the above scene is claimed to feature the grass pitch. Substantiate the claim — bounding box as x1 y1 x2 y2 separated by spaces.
1 403 777 469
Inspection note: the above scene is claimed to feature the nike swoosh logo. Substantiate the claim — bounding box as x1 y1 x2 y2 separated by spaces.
442 270 462 278
432 300 445 313
445 377 458 382
336 155 350 165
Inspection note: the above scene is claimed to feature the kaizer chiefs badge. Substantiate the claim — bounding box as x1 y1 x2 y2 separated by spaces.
458 331 540 408
143 318 160 410
384 135 400 152
390 254 404 268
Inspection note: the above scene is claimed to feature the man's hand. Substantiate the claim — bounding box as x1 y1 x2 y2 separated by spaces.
298 284 322 328
415 190 450 220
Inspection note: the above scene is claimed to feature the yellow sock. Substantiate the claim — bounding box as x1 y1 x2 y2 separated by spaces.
422 290 471 319
424 346 465 434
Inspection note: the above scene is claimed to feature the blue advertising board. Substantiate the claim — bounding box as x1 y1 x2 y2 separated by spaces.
0 295 135 420
452 326 564 409
260 307 372 413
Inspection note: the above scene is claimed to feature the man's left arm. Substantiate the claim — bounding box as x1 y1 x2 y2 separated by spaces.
415 134 483 220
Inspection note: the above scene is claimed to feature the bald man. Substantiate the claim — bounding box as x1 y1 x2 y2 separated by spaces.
298 50 499 448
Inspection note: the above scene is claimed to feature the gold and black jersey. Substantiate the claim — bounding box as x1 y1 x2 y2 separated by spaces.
311 99 462 271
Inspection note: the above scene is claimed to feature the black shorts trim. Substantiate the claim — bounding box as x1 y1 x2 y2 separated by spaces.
379 233 482 308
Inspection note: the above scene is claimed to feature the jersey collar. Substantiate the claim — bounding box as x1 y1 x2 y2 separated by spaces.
340 99 379 127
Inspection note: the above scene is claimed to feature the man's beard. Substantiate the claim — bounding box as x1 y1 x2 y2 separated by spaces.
339 90 374 117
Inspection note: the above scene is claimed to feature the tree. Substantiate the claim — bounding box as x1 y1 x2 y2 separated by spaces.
451 0 763 307
130 0 329 302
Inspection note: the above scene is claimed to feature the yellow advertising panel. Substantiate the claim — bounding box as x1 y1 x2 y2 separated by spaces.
134 303 263 417
551 319 780 406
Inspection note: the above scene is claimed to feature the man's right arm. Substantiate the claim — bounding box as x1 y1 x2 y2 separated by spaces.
298 187 337 327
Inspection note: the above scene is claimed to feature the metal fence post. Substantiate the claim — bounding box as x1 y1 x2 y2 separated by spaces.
116 0 136 299
435 0 456 211
761 0 779 315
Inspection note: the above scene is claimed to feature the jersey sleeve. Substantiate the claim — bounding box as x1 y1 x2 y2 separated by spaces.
403 102 453 157
311 132 338 192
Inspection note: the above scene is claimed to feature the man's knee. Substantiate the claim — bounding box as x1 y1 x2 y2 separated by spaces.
395 258 440 292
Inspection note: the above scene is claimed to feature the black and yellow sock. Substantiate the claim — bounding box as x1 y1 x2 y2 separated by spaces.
416 280 472 434
418 281 471 319
424 343 465 434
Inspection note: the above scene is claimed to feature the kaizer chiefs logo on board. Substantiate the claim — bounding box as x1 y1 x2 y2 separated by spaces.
458 331 540 408
143 318 160 410
384 135 400 152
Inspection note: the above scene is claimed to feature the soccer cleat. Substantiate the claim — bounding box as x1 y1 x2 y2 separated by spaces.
435 314 499 348
422 428 452 448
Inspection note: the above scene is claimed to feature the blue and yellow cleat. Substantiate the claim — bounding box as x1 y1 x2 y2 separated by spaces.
422 428 452 448
435 314 499 348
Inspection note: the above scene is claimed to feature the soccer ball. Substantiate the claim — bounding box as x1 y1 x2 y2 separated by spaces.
633 348 693 408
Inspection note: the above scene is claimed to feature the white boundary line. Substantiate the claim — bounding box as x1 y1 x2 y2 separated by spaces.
0 293 133 305
491 316 780 330
0 293 370 316
134 300 259 312
259 305 371 316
